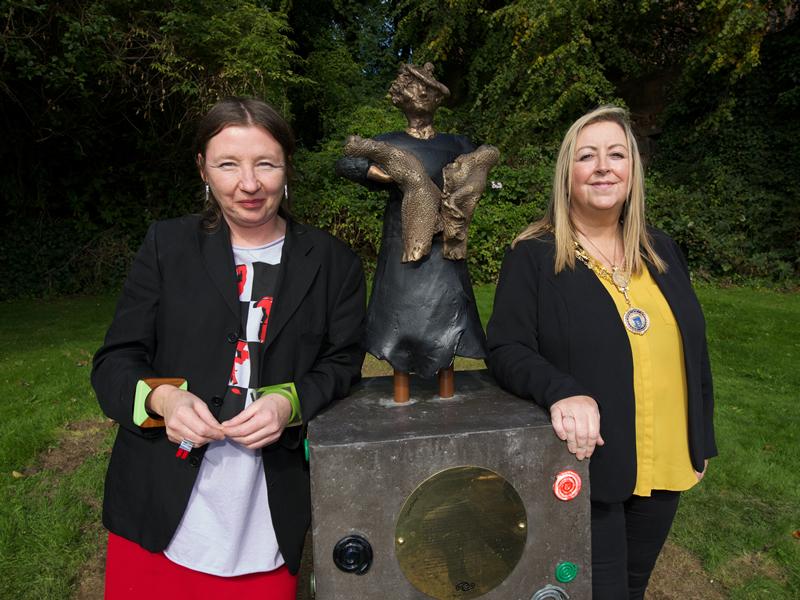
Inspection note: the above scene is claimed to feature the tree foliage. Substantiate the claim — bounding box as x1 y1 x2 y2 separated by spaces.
0 0 797 298
0 0 304 296
651 13 800 279
393 0 795 150
388 0 799 280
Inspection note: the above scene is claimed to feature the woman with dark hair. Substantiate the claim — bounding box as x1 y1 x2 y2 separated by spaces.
93 97 366 598
487 105 716 599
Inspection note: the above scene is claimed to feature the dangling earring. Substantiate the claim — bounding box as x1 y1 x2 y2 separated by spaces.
204 183 210 203
284 183 289 200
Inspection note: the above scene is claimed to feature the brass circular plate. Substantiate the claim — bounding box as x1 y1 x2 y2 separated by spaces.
395 466 527 599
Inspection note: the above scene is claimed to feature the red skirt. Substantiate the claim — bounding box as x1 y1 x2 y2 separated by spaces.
104 532 298 600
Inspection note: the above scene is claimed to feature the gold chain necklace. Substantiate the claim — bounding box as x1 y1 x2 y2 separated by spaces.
575 227 620 271
574 242 650 335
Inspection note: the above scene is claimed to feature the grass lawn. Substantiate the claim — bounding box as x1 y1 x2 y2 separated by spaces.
670 285 800 599
0 285 797 598
0 296 117 598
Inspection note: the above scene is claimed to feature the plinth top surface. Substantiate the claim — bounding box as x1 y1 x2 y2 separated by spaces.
309 369 551 446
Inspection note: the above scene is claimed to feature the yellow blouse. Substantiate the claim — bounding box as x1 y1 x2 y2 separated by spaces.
595 266 699 496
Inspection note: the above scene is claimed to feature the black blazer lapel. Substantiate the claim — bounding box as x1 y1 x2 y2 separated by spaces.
197 220 240 319
569 256 632 340
263 220 321 351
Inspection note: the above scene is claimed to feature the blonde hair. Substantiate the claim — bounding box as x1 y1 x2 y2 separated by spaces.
513 105 666 274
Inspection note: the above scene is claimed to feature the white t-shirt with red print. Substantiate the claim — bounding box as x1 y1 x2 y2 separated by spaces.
165 237 285 576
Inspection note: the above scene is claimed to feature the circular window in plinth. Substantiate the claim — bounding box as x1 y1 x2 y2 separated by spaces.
395 466 527 599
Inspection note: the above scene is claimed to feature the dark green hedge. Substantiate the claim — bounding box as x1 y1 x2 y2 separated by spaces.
1 1 797 299
2 150 796 300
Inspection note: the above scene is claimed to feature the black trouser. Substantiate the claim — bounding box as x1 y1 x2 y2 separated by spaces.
591 490 681 600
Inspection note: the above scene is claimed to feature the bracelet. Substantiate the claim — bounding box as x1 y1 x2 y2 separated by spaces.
256 382 302 426
133 377 187 428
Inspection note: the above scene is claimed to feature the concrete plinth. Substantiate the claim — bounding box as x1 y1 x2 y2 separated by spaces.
308 370 591 599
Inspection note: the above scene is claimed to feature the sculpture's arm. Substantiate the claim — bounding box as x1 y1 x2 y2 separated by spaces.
334 157 392 188
334 156 370 184
343 136 427 187
367 164 392 183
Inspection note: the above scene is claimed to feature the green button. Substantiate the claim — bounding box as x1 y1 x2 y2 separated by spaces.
555 561 578 583
304 438 309 462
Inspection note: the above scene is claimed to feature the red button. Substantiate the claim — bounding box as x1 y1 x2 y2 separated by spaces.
554 470 582 501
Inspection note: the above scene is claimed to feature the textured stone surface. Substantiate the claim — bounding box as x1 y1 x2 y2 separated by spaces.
308 370 592 599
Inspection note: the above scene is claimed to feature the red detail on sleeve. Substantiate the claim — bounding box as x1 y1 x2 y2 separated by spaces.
255 296 274 343
553 470 582 501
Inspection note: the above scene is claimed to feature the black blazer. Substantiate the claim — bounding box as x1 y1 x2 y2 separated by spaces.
487 229 716 503
92 215 366 573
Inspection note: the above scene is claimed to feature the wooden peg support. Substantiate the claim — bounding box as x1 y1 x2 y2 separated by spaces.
438 366 455 399
393 370 410 403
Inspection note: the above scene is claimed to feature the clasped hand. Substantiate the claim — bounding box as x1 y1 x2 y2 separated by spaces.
549 395 605 461
150 386 292 450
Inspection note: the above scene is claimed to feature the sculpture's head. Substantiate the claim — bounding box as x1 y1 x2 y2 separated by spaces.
389 62 450 119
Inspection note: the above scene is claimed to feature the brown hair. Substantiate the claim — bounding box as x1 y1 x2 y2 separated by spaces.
513 105 666 274
195 97 296 230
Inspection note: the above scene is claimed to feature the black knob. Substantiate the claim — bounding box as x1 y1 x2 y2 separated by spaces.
226 332 238 343
332 534 373 575
211 395 223 407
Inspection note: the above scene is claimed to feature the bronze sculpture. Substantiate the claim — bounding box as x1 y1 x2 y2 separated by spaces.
441 144 500 260
312 68 592 599
344 136 499 263
336 62 498 401
343 135 444 262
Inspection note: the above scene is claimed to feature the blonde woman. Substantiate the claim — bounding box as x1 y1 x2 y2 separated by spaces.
487 106 716 599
